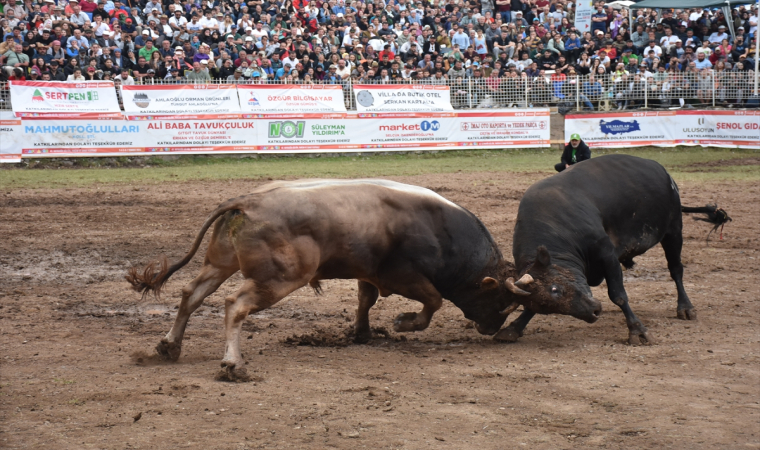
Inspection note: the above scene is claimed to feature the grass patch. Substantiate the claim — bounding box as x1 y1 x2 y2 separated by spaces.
1 147 758 189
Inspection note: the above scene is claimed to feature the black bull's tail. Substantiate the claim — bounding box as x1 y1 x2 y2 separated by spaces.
126 200 242 299
681 204 732 242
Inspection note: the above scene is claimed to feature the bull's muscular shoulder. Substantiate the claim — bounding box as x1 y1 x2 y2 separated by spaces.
260 179 464 209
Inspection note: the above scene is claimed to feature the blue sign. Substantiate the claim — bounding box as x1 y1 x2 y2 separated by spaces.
600 119 641 135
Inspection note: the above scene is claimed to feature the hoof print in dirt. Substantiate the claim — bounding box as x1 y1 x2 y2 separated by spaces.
215 366 258 383
283 327 351 347
677 309 697 320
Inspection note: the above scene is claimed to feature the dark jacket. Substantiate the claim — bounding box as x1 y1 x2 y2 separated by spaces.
561 140 591 165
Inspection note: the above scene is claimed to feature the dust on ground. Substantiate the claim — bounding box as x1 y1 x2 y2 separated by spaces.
1 172 758 449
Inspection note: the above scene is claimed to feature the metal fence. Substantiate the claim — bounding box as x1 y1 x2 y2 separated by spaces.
1 71 758 112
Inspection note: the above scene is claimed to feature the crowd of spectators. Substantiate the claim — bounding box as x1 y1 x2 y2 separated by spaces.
1 0 758 108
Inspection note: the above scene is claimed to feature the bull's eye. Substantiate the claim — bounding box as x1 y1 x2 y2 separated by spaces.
551 286 560 297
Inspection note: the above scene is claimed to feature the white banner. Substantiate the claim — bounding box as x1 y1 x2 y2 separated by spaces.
1 109 550 160
574 0 594 34
565 111 760 149
0 111 22 163
121 84 242 117
18 118 258 156
238 84 346 114
9 81 122 118
353 84 453 112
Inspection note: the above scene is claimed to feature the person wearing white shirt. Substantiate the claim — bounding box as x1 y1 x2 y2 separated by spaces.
644 41 662 57
187 15 204 34
93 17 111 37
688 8 703 22
198 11 219 30
169 11 188 30
659 29 680 52
115 68 134 84
250 23 268 41
282 55 298 67
708 26 728 45
749 12 757 36
342 30 355 47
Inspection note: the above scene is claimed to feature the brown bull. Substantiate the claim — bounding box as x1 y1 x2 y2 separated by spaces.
127 179 527 380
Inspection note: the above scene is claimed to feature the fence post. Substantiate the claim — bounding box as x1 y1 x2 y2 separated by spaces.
468 77 473 109
644 76 648 109
525 77 529 107
575 76 580 111
347 77 353 110
712 72 716 107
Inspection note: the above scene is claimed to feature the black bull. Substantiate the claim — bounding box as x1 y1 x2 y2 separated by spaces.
496 154 731 345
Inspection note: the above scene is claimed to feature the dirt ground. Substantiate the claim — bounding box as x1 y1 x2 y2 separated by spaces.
1 170 758 450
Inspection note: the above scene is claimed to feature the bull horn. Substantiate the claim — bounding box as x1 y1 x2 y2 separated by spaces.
514 273 534 287
499 302 520 316
506 277 530 296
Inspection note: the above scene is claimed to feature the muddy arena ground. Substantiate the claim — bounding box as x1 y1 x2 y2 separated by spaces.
1 170 758 449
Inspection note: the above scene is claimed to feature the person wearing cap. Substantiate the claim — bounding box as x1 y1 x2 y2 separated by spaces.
185 60 211 81
708 25 729 45
83 65 100 80
46 59 66 81
226 65 247 83
556 134 591 172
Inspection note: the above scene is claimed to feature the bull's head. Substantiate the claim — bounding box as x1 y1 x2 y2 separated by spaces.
504 246 602 323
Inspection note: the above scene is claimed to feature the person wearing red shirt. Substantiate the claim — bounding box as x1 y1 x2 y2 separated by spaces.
79 0 98 14
378 45 395 62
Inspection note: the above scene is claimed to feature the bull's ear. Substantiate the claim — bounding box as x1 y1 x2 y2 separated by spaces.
481 277 499 290
535 246 551 268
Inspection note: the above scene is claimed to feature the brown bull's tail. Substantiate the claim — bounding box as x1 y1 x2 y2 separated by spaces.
125 200 242 300
681 204 732 243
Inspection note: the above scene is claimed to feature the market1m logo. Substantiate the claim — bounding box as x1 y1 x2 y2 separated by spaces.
269 121 305 138
33 88 100 102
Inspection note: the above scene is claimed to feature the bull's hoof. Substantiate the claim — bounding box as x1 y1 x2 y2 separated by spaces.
393 312 421 332
627 325 655 346
493 326 522 343
155 340 181 362
354 328 372 344
677 308 697 320
215 362 252 383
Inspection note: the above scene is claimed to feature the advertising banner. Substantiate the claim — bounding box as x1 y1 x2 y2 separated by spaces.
238 84 347 115
0 111 22 163
1 109 550 160
353 84 453 112
18 118 258 157
574 0 594 34
565 111 760 149
121 84 242 117
9 81 122 118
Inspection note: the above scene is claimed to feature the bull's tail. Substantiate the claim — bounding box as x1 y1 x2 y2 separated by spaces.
125 200 242 300
681 204 732 242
